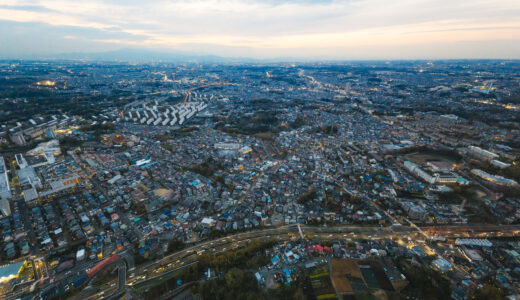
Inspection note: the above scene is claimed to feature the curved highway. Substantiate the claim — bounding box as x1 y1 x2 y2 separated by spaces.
88 223 520 299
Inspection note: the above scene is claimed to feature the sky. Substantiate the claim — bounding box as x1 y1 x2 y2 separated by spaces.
0 0 519 60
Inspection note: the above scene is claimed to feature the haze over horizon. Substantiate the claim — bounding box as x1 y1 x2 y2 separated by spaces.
0 0 520 60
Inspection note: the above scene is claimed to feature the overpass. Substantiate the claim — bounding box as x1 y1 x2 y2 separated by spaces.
76 249 134 299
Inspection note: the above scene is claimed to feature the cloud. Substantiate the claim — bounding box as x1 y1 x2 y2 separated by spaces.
0 0 519 58
0 4 56 12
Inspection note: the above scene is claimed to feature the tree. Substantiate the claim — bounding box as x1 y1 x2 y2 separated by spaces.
297 189 317 206
181 265 200 282
397 258 451 300
473 284 506 300
225 268 246 289
195 268 263 300
167 239 185 254
60 136 83 152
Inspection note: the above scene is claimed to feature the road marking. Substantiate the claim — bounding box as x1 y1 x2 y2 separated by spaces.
297 224 304 240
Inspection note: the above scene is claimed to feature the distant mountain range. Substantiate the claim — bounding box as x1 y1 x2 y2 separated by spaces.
57 48 238 62
1 48 321 63
4 48 270 63
5 49 507 64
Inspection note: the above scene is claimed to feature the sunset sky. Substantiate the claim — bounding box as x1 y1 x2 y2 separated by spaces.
0 0 519 59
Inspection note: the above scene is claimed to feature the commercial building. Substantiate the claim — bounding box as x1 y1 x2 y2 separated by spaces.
15 154 28 169
17 167 41 189
47 177 80 194
0 157 10 200
0 260 29 284
0 157 11 216
9 131 26 146
27 139 61 157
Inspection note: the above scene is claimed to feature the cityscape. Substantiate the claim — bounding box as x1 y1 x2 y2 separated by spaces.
0 60 518 299
0 0 520 300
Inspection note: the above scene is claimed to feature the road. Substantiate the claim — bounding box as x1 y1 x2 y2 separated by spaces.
89 222 520 298
134 222 520 276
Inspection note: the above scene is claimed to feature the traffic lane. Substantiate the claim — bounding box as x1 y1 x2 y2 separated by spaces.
93 223 520 295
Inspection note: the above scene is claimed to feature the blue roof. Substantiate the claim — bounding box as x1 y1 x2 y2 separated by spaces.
0 261 25 279
377 175 392 181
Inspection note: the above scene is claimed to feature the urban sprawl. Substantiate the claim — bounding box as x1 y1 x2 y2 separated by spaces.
0 60 519 300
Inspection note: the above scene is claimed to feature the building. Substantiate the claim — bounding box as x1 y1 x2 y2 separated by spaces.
17 167 41 189
467 146 499 161
0 260 32 296
214 143 241 150
431 257 452 272
400 201 426 220
14 154 28 169
0 157 11 216
27 139 61 157
107 175 122 185
455 239 493 247
39 176 80 199
22 188 39 206
0 198 9 217
490 160 511 169
404 161 467 185
239 146 252 154
404 161 435 183
9 131 26 146
0 260 29 283
0 157 10 199
471 169 519 187
427 161 454 172
0 157 10 216
45 128 56 139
